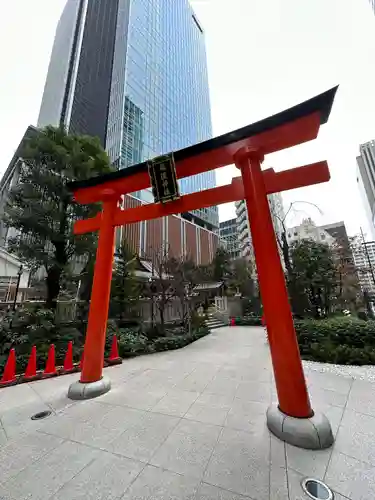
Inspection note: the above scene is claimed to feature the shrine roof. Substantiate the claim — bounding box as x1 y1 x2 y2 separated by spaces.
68 86 338 196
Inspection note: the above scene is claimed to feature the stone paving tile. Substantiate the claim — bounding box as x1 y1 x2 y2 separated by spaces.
110 411 180 462
270 465 289 500
340 408 375 439
325 451 375 500
39 404 145 450
285 442 332 479
335 425 375 467
0 426 7 446
121 465 199 500
224 399 268 433
1 327 375 500
196 482 252 499
309 386 350 408
346 380 375 417
218 364 271 383
184 393 235 426
150 418 222 479
0 432 63 485
97 385 167 410
234 380 271 404
305 369 353 395
0 383 41 414
51 452 144 500
204 427 270 499
270 434 286 467
175 370 215 393
151 389 200 417
203 374 240 397
0 440 100 500
1 400 54 438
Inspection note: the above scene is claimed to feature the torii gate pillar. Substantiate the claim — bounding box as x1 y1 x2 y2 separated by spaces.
236 149 333 449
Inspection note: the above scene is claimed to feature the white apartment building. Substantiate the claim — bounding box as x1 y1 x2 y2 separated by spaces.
286 218 335 246
235 192 285 269
352 241 375 295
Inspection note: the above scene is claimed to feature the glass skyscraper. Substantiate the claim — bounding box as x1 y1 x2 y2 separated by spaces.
38 0 218 229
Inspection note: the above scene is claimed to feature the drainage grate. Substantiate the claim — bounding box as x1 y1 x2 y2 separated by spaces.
31 410 52 421
301 478 334 500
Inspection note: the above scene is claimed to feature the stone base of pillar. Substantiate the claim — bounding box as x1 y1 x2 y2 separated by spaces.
67 376 111 401
266 403 334 450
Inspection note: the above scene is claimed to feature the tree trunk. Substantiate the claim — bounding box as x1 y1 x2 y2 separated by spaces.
45 265 62 309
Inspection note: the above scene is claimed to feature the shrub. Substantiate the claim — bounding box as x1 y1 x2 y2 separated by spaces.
294 317 375 365
235 315 262 326
0 305 82 373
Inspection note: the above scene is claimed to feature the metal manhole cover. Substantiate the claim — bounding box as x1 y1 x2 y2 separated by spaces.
301 478 334 500
31 410 52 421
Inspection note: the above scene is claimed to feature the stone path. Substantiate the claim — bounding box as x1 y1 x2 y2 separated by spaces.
0 326 374 499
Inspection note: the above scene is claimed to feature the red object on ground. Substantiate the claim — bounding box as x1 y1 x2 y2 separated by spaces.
24 346 37 380
108 335 122 364
63 341 74 372
230 318 236 326
1 348 17 385
44 344 57 376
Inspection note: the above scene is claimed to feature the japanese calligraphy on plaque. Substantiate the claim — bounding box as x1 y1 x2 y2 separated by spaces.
147 154 180 203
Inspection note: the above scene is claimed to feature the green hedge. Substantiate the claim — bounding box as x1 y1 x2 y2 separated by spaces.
105 324 210 358
234 315 262 326
294 318 375 365
234 315 375 365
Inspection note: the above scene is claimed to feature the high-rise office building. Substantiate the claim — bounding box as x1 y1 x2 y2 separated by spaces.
356 141 375 240
37 0 218 229
219 218 240 259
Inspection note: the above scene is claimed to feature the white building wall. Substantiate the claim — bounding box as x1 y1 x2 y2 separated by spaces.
353 241 375 295
235 192 285 275
286 218 335 246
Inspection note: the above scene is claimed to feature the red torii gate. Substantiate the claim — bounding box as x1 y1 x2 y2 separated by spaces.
67 87 338 450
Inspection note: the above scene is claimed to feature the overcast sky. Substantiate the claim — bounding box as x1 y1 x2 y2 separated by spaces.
1 0 375 236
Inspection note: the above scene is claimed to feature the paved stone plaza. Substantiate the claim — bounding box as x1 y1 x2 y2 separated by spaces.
0 326 374 499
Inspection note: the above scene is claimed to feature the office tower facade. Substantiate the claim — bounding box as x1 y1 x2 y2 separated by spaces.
37 0 218 229
219 218 240 259
357 141 375 240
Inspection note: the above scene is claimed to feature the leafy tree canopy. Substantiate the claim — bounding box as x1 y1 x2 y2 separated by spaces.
290 239 337 317
4 126 114 307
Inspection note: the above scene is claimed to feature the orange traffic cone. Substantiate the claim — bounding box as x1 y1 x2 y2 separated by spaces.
108 335 122 365
24 346 37 381
1 348 17 386
63 341 74 373
43 344 57 377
